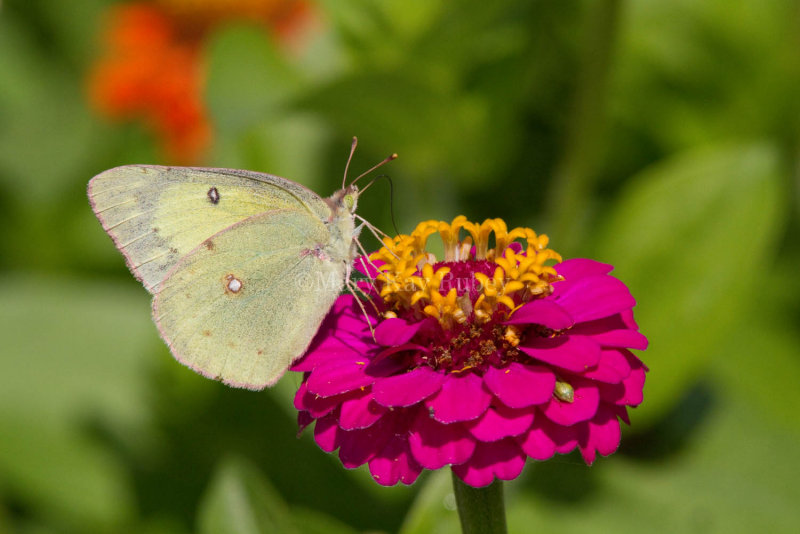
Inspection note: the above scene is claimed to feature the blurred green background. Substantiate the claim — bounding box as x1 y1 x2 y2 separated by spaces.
1 0 799 533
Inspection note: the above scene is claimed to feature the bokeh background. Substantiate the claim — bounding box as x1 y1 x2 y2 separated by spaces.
1 0 799 532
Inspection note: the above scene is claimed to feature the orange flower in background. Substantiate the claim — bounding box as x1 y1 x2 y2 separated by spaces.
88 0 313 163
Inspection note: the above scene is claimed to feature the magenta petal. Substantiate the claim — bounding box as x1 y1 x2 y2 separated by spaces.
313 413 340 452
598 381 624 404
426 372 492 423
620 308 640 330
556 275 637 323
368 435 422 486
518 414 580 458
581 349 632 384
305 359 375 397
338 417 392 468
292 300 373 373
483 363 555 408
363 353 410 378
516 424 555 460
615 405 631 425
599 350 646 406
292 343 362 372
293 381 310 411
297 411 313 435
578 404 621 465
408 409 476 469
555 258 614 279
373 366 445 407
542 377 600 426
339 393 388 430
569 314 648 350
618 365 646 406
505 299 574 330
519 335 601 373
548 423 581 453
452 439 526 487
295 382 360 418
373 343 430 363
374 318 424 346
466 402 535 442
590 329 648 350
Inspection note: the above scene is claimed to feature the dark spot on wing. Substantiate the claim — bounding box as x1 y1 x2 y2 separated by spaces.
204 240 215 251
257 350 263 355
169 247 179 254
152 227 159 233
203 330 212 337
207 186 220 204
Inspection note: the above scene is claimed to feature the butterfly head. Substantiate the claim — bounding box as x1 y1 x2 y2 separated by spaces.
343 185 359 213
328 185 359 218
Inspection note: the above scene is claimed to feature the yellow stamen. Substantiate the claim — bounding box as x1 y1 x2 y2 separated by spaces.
504 325 521 347
369 216 562 328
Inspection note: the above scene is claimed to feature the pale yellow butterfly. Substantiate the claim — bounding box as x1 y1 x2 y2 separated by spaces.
89 138 395 390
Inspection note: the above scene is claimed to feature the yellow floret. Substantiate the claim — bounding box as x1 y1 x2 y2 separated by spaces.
369 216 562 328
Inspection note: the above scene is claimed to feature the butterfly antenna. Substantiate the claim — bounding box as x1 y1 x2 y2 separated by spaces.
342 136 359 189
359 175 401 236
349 153 398 188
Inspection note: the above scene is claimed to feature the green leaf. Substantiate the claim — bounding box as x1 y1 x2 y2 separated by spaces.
289 507 359 534
0 276 156 525
399 471 459 534
715 302 800 437
301 72 493 184
205 24 302 136
0 415 134 528
507 389 800 534
0 15 104 204
203 23 331 188
198 456 298 534
594 143 786 423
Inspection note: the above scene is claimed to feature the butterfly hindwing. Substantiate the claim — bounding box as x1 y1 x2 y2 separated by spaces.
88 165 332 293
151 209 348 389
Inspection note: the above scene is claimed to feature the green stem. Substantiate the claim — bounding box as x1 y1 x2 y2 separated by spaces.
451 470 507 534
547 0 623 252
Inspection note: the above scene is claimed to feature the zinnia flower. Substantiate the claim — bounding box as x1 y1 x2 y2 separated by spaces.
87 0 312 163
293 217 648 487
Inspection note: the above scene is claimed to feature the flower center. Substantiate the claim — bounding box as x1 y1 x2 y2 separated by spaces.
370 216 563 331
410 314 529 373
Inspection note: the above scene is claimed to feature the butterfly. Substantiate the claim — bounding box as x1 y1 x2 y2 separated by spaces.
88 138 395 389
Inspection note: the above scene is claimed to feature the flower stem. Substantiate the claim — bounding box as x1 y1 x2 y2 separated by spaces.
451 470 508 534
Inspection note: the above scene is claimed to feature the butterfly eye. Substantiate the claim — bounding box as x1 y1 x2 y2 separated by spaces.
344 193 355 210
554 380 574 403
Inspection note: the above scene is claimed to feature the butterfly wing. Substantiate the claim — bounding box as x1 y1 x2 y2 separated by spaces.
88 165 331 293
152 209 348 389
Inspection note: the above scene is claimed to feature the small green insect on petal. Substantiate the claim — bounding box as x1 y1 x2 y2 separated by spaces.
554 380 574 403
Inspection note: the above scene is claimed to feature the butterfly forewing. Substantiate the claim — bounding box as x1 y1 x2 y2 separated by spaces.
152 209 348 389
88 165 331 293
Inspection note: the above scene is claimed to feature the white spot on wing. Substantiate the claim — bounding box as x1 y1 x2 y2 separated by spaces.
224 273 243 294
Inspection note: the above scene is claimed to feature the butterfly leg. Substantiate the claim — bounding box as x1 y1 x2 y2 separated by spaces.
344 277 378 340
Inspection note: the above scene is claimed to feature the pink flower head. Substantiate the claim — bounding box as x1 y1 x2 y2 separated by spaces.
293 217 648 487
